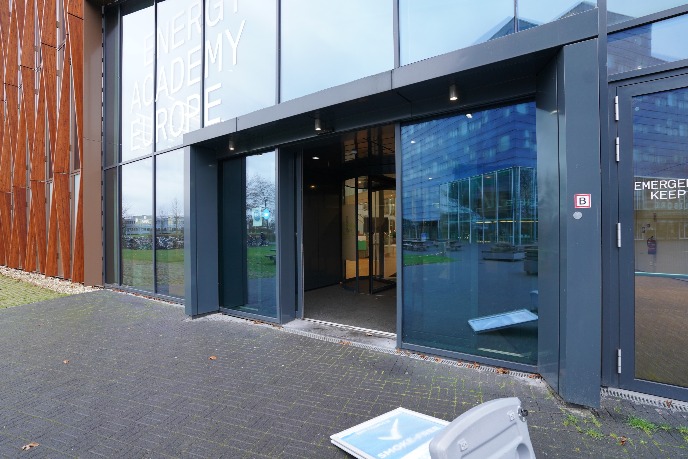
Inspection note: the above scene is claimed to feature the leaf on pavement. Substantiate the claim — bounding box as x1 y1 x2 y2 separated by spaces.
21 442 39 451
63 360 69 364
208 355 217 360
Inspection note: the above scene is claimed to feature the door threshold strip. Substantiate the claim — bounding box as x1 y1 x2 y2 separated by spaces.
302 318 396 339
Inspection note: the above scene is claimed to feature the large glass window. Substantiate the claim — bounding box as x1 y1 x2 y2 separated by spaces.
400 0 514 65
401 103 538 365
245 152 277 317
221 151 277 318
608 1 688 26
518 0 595 31
400 1 594 65
608 13 688 75
204 0 277 125
121 158 154 291
155 0 202 150
121 2 154 162
155 150 185 298
280 1 393 101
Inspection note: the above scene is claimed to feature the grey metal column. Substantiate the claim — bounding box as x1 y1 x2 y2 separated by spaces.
184 145 220 316
540 39 602 407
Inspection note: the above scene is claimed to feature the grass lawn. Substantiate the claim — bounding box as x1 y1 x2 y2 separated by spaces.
121 247 274 284
248 246 277 279
0 275 66 309
403 253 455 266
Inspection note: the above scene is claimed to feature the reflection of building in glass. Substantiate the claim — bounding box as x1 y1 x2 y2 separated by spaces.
402 103 537 243
438 167 537 244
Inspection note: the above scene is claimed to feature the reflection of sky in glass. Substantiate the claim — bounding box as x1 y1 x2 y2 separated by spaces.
156 0 202 150
608 0 688 25
121 6 154 161
246 151 276 222
281 0 393 101
400 0 513 65
519 0 595 26
204 0 277 125
608 14 688 75
122 158 153 216
156 150 184 217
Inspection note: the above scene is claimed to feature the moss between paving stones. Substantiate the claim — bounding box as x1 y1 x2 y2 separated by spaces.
0 274 66 308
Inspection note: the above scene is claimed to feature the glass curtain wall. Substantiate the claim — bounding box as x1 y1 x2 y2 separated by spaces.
399 0 596 65
608 1 688 25
401 103 539 365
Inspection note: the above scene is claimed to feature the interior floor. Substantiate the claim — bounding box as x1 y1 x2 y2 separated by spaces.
304 285 396 334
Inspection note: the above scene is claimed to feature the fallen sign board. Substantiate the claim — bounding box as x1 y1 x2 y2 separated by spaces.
331 407 449 459
468 309 538 333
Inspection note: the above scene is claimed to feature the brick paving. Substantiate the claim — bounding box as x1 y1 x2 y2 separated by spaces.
0 275 65 309
0 289 687 458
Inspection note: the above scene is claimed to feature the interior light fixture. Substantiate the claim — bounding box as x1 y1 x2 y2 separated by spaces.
410 140 416 144
315 118 322 131
228 139 235 151
466 113 473 119
449 84 459 101
312 156 320 160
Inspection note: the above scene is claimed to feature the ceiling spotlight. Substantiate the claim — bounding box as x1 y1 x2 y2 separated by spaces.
228 139 235 151
449 84 458 101
312 156 320 160
315 118 322 131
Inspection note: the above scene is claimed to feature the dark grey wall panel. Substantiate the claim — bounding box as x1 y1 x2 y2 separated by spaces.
557 39 602 408
536 56 561 393
220 159 246 308
185 146 220 316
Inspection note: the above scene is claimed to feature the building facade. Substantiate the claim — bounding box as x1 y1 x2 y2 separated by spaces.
1 0 688 408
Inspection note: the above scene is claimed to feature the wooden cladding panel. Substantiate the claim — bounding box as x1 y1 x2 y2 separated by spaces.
0 0 85 281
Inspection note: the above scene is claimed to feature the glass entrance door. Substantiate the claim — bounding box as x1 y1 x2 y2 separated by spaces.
618 76 688 399
342 175 396 294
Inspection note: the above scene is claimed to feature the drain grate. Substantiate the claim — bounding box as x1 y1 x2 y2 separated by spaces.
601 387 688 412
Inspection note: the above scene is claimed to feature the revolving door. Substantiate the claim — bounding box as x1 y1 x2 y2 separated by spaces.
342 174 397 294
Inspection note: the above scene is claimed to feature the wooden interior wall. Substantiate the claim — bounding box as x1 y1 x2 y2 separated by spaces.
0 0 84 283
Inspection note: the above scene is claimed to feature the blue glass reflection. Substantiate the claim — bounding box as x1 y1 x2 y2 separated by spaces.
400 0 514 65
401 103 538 365
281 1 393 101
608 0 688 26
518 0 595 32
608 13 688 75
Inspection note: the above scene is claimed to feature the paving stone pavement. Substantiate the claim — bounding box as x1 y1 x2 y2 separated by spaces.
0 290 687 458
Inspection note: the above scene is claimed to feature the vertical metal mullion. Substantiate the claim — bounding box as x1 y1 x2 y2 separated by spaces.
514 0 518 33
200 0 206 125
393 0 400 68
275 0 281 104
394 122 402 348
117 4 123 286
152 0 158 293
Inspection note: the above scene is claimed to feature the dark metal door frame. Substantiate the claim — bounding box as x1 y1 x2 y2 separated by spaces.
617 73 688 401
